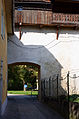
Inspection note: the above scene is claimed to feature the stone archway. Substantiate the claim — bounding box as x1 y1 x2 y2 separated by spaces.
8 62 41 100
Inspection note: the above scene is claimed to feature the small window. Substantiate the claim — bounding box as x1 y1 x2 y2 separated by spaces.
0 59 3 80
1 59 3 74
1 7 4 39
1 4 5 40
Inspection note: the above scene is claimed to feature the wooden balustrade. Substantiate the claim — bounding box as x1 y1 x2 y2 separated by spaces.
52 13 79 24
15 10 79 26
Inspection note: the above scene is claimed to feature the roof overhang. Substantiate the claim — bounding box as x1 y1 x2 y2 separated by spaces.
53 0 79 3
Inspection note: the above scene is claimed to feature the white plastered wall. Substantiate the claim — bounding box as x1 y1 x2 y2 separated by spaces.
8 26 79 95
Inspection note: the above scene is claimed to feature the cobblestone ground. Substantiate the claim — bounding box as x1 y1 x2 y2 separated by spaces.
1 95 64 119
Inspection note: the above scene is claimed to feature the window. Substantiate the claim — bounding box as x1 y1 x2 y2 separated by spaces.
1 3 5 40
0 59 3 76
1 7 4 39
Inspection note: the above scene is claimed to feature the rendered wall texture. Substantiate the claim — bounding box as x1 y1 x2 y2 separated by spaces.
8 26 79 96
5 0 13 34
0 0 7 114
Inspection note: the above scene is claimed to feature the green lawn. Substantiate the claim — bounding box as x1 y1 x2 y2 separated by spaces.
8 90 38 95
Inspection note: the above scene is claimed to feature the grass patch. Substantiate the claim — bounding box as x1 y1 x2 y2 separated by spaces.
69 94 79 103
8 90 38 95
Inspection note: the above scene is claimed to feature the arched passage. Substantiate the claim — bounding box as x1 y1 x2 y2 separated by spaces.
8 62 41 100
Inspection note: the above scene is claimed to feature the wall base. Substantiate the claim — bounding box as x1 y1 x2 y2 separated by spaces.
1 97 7 115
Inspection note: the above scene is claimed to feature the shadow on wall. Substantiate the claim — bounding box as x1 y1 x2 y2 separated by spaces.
8 30 67 98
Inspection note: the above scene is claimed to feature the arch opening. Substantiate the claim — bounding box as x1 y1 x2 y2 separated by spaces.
8 62 41 100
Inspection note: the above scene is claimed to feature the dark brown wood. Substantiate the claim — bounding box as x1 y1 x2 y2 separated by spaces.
19 26 21 40
52 1 79 14
67 71 70 119
15 10 79 28
52 13 79 23
14 0 79 28
56 26 59 40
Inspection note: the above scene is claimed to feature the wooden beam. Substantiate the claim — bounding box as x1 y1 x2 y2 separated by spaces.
56 26 60 40
19 26 21 40
15 22 79 29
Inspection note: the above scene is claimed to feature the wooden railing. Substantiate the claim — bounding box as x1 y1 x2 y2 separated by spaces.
15 10 79 26
52 13 79 24
15 10 53 25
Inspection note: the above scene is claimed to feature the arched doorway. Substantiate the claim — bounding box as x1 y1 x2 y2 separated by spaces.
8 62 41 100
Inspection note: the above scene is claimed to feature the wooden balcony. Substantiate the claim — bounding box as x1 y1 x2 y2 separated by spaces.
15 10 79 27
52 13 79 25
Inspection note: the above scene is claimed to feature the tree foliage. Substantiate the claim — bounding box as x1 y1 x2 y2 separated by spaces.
8 65 38 90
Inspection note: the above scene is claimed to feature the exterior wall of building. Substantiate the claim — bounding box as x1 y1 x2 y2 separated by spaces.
0 0 7 115
5 0 13 34
8 26 79 97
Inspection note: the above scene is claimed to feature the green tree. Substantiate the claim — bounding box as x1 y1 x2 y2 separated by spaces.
8 65 38 91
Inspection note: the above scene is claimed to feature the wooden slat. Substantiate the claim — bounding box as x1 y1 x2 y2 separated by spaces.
15 10 53 25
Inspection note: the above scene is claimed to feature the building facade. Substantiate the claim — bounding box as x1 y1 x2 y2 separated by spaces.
0 0 13 115
1 0 79 115
7 0 79 99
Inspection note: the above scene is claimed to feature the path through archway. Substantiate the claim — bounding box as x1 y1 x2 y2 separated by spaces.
8 62 41 100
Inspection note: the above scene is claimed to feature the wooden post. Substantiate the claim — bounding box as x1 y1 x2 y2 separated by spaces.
44 80 45 97
67 71 70 119
56 26 59 40
31 88 32 96
49 77 51 97
19 11 22 40
19 26 21 40
57 74 59 101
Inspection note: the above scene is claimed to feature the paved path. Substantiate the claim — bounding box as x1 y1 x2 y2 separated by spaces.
1 95 64 119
